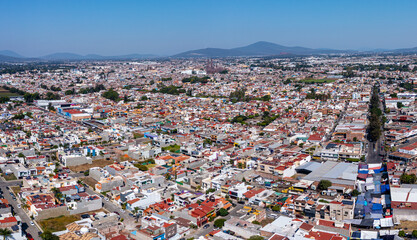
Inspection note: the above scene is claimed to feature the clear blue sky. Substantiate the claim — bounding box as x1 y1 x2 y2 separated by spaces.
1 0 417 57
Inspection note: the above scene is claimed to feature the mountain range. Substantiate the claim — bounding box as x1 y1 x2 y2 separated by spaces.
1 41 417 61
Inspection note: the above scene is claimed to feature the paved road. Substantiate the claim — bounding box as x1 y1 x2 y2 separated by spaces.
366 84 385 164
0 182 41 240
84 187 136 227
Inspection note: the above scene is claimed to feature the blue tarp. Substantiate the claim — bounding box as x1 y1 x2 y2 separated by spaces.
372 203 383 210
359 170 369 174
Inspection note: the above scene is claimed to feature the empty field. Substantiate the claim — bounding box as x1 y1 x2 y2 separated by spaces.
39 215 81 232
68 159 113 172
0 87 20 97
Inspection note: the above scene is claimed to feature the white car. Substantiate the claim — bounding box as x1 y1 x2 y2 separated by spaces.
30 221 34 226
17 204 21 208
104 197 109 201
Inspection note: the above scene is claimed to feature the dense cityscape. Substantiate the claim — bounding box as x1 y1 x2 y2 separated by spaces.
0 53 415 240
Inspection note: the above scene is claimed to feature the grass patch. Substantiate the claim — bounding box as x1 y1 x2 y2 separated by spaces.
162 144 180 153
39 215 81 232
3 173 17 181
319 199 329 203
0 88 20 97
300 78 336 84
10 186 21 195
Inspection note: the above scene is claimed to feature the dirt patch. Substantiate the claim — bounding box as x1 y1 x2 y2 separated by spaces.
39 215 81 232
68 159 113 172
394 220 417 232
81 177 98 189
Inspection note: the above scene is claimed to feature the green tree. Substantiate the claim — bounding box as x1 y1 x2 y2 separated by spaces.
413 230 417 238
318 180 332 190
0 228 12 240
398 230 405 237
138 165 148 171
400 173 417 184
271 205 281 212
397 102 404 109
214 218 226 228
102 88 120 101
40 231 59 240
218 208 229 216
351 189 360 197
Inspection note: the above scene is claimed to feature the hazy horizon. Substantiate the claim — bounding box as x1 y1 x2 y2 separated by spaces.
2 0 417 57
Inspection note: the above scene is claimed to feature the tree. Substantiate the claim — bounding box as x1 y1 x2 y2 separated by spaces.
413 230 417 238
397 102 404 109
17 153 25 159
351 189 360 197
248 236 264 240
0 228 12 240
400 173 417 184
271 205 281 212
214 218 226 228
40 231 59 240
318 180 332 190
398 230 405 237
218 208 229 216
138 165 148 171
102 88 119 101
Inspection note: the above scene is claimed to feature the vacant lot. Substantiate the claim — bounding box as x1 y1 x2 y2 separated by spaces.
81 177 98 189
10 186 21 195
394 220 417 232
69 159 113 172
2 173 17 181
39 215 81 232
300 78 336 84
0 87 19 97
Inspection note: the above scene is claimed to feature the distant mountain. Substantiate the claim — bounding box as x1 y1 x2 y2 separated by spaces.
390 47 417 53
173 41 352 58
40 53 156 60
0 50 24 58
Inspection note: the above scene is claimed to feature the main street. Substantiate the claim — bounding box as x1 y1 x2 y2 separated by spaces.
366 84 385 164
0 179 42 240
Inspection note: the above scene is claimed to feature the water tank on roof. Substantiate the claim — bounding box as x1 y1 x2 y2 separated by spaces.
80 227 88 234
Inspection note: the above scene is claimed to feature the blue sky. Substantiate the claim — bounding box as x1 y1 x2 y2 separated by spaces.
1 0 417 57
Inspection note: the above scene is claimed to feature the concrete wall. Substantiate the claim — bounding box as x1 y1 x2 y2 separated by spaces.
393 209 417 221
35 206 69 220
69 198 102 215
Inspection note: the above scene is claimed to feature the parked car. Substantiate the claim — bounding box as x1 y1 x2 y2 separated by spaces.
30 221 34 226
203 224 210 229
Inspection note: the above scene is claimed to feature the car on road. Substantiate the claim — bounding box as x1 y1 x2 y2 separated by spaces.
30 221 34 226
203 224 210 229
121 209 125 213
104 197 109 201
17 204 21 208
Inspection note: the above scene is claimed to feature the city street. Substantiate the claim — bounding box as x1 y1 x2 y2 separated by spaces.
0 179 42 240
